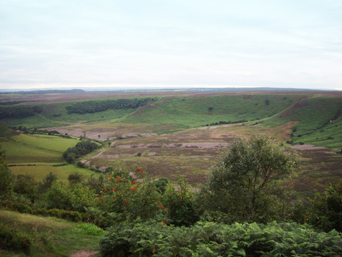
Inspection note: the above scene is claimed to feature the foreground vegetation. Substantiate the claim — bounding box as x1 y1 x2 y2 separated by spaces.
1 134 342 256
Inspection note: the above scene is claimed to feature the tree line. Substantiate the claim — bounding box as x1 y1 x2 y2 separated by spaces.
0 105 43 119
63 140 101 164
66 97 158 114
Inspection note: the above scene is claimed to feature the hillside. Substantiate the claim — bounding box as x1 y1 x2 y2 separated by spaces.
1 90 342 189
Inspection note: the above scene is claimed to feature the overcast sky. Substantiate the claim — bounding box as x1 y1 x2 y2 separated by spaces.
0 0 341 90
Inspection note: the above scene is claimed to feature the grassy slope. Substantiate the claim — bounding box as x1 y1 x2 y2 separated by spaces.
12 134 79 152
1 98 148 129
121 94 305 128
0 210 105 257
262 96 342 148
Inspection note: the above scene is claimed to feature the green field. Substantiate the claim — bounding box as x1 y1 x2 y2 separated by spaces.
9 164 99 183
0 133 101 182
0 134 79 163
0 138 62 163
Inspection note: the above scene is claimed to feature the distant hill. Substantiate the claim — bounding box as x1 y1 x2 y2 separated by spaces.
0 89 85 94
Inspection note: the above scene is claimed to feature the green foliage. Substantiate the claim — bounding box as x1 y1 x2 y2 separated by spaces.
43 182 73 210
308 180 342 232
0 223 31 254
43 181 97 212
200 134 298 223
68 183 97 212
100 221 342 257
0 147 13 197
73 223 105 236
162 177 200 226
13 174 37 203
66 97 157 114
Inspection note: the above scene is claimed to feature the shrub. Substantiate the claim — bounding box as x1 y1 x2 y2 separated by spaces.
43 182 73 210
162 177 200 227
0 199 32 214
37 172 57 194
152 177 169 194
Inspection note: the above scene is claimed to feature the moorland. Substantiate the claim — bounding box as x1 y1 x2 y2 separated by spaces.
1 89 342 256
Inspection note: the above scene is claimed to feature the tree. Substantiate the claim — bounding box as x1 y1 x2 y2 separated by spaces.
201 134 298 223
37 172 58 194
0 147 13 197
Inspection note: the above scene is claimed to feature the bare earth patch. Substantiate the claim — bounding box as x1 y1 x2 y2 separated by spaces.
266 121 299 141
289 144 328 150
69 250 98 257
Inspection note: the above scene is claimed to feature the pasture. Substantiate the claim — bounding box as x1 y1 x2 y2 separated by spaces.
0 133 101 182
0 134 79 164
0 138 63 163
9 164 99 183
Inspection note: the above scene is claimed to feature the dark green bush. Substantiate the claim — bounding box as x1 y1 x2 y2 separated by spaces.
153 177 169 194
68 172 83 184
308 180 342 232
0 224 31 254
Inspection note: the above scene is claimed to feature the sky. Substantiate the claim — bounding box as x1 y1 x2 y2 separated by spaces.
0 0 341 91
